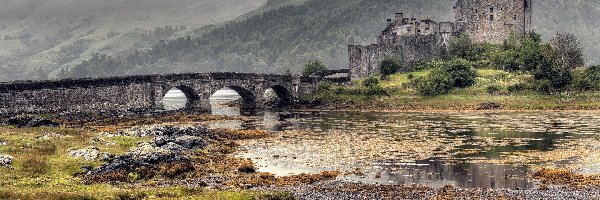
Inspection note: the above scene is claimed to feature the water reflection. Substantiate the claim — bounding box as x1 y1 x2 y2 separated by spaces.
161 88 188 110
210 88 242 116
207 109 600 189
363 159 533 189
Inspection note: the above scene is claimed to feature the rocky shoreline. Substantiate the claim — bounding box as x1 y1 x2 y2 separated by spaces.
1 112 600 199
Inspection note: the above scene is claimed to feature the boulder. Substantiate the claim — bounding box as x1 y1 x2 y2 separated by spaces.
0 155 13 168
69 146 107 161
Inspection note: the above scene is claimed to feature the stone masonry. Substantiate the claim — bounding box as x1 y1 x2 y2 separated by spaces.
0 72 323 114
455 0 533 43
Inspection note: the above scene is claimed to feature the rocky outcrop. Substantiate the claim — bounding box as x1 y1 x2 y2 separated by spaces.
84 125 216 183
69 146 108 161
5 116 60 128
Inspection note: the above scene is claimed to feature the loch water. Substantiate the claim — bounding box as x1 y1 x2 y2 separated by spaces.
167 89 600 189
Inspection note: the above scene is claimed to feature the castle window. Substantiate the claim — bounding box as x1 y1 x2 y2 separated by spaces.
514 15 517 20
490 8 494 13
490 15 494 21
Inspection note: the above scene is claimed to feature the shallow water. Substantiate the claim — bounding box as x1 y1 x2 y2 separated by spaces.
206 110 600 189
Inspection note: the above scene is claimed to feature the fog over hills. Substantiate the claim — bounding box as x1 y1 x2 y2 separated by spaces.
1 0 600 81
0 0 267 81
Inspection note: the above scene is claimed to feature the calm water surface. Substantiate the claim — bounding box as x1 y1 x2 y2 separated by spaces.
171 90 600 189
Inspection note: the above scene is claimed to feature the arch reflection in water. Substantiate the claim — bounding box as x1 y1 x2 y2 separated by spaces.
210 87 242 116
161 88 188 111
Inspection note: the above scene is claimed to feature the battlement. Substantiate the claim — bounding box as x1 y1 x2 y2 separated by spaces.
378 15 458 45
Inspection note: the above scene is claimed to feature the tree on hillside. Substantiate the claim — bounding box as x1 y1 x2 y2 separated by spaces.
448 34 481 61
528 33 584 91
518 32 544 71
302 60 327 76
550 33 585 69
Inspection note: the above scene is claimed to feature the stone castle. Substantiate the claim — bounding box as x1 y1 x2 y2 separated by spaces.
349 0 533 79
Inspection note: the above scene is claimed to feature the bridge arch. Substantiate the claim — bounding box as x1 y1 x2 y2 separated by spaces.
160 85 200 110
208 85 257 114
265 85 293 108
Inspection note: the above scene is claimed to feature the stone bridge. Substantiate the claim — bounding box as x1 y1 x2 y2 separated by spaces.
0 72 328 114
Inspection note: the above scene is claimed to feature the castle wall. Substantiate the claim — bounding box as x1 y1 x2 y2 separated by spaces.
349 34 450 79
454 0 533 43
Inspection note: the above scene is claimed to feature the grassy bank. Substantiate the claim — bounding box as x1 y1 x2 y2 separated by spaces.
307 69 600 110
0 114 300 200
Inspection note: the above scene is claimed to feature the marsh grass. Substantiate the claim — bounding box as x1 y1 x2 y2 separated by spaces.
19 154 50 176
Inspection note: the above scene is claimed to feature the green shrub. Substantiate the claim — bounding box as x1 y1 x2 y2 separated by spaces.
507 83 527 93
584 65 600 82
407 73 414 80
572 65 600 91
412 58 477 96
364 86 388 96
486 85 502 95
380 58 402 76
442 59 477 88
491 49 520 71
535 80 553 94
316 81 332 92
448 34 484 61
412 76 454 96
302 60 327 76
362 77 379 88
573 78 593 91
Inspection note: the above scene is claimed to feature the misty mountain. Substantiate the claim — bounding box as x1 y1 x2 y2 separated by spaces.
4 0 600 80
0 0 267 81
63 0 456 78
63 0 600 79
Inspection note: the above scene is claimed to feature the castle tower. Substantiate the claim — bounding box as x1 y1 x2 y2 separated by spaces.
454 0 533 44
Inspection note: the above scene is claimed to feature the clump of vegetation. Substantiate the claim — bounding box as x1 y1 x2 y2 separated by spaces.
19 154 50 176
534 168 600 189
158 161 195 178
486 85 502 95
380 58 403 76
238 160 257 173
235 171 340 187
302 60 327 76
362 77 379 88
507 83 528 93
448 34 483 62
213 128 270 140
449 31 585 94
411 58 477 95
